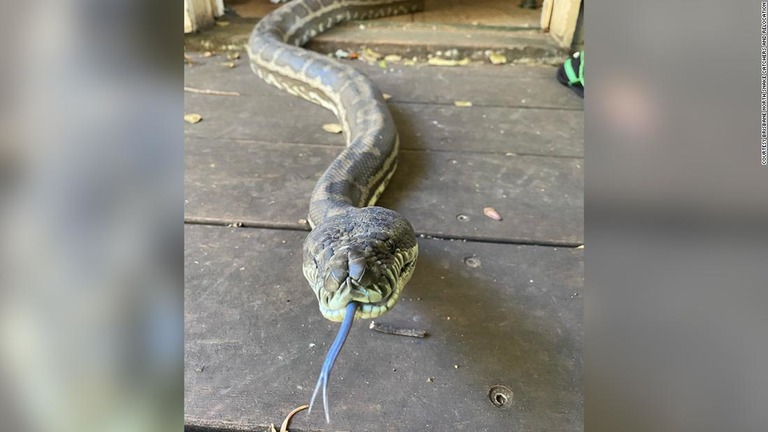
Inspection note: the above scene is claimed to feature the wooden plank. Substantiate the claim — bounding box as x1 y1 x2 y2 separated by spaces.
184 93 583 157
185 224 583 431
184 59 583 157
184 55 583 109
185 136 583 245
417 0 540 27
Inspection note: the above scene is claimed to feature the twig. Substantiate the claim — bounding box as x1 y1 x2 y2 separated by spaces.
280 404 308 432
369 321 428 338
184 86 241 96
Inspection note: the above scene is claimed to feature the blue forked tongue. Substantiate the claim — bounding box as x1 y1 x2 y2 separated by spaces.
308 301 359 423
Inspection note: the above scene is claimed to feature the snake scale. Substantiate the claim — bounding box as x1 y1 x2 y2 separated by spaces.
248 0 424 423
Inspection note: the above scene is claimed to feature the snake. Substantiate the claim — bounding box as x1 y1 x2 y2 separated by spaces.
247 0 424 423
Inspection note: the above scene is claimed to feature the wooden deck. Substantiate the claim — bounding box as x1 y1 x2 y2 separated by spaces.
185 51 583 431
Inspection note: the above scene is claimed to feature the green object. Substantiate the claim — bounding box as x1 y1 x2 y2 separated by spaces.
563 51 584 86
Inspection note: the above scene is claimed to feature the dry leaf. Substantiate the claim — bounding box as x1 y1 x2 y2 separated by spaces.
404 59 417 66
322 123 343 134
483 207 503 221
269 424 277 432
427 57 470 66
382 93 392 100
454 101 473 107
363 47 382 62
215 21 230 27
576 245 584 249
222 61 236 68
348 51 359 59
384 54 402 62
184 113 203 124
489 53 507 65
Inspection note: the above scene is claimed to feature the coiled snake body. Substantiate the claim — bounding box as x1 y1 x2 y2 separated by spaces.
248 0 423 423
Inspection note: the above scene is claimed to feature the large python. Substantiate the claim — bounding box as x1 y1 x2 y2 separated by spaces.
247 0 423 423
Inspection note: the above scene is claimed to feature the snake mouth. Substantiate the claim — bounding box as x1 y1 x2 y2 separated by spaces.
317 251 417 322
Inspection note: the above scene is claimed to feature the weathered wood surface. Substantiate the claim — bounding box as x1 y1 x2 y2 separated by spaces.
184 58 583 245
185 225 583 432
186 136 582 245
185 45 583 431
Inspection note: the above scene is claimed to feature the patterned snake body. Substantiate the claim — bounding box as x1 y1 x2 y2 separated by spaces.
248 0 422 322
248 0 423 422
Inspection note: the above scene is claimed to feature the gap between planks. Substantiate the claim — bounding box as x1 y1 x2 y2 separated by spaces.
184 218 582 248
182 136 584 160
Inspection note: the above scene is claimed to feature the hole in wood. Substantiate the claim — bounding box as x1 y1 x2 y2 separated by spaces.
489 385 513 408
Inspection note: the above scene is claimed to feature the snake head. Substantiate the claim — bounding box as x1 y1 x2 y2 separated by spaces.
303 207 418 322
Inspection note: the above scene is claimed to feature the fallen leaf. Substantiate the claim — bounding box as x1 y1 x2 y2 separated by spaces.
215 21 230 27
483 207 503 221
454 100 473 107
378 60 387 69
348 52 359 59
363 47 382 62
489 52 507 65
322 123 343 134
384 54 402 62
404 58 417 66
226 52 240 60
576 245 584 249
222 61 236 68
427 57 470 66
184 113 202 124
382 93 392 100
269 424 277 432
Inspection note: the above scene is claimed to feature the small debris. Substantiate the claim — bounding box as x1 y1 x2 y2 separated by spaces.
298 218 309 226
334 49 349 58
184 86 240 96
382 93 392 100
369 321 428 338
202 51 214 58
279 404 308 432
226 52 240 60
489 52 508 65
359 24 366 30
378 60 387 69
269 424 277 432
427 377 434 383
427 57 470 67
576 245 584 249
184 113 203 124
309 343 316 348
446 316 452 320
215 20 230 27
184 54 195 65
403 58 417 66
322 123 343 134
347 51 359 59
454 100 473 107
362 47 382 62
463 256 481 268
222 61 236 68
195 365 206 373
483 207 503 221
384 54 402 62
454 364 459 369
456 214 469 222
